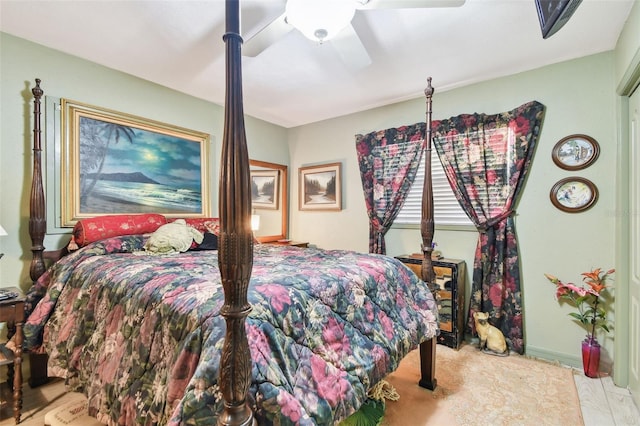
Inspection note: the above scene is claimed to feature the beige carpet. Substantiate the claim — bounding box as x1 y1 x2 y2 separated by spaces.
2 343 582 425
383 343 584 426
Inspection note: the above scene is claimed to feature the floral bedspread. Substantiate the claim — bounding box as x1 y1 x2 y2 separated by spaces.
24 235 438 425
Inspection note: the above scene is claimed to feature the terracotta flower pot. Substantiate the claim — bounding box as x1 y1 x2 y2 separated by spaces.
581 336 601 378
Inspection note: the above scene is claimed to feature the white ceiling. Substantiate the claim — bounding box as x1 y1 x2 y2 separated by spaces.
0 0 634 128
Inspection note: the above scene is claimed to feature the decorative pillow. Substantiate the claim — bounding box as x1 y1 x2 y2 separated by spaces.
191 232 219 251
143 219 204 254
69 213 167 249
169 217 220 235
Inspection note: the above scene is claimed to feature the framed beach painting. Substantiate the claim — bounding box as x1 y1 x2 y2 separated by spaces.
299 162 342 211
60 99 211 227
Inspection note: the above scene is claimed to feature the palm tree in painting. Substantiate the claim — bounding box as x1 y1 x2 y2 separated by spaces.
79 117 135 207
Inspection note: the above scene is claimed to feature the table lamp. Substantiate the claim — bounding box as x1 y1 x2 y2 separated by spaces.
251 214 260 244
0 224 7 259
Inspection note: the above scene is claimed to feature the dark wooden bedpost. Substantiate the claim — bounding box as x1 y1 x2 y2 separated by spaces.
420 77 435 289
217 1 256 425
28 79 52 388
29 79 46 282
418 77 437 391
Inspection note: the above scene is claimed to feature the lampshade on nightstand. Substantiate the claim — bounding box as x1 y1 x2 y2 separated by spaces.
251 215 260 232
0 224 7 259
251 214 261 244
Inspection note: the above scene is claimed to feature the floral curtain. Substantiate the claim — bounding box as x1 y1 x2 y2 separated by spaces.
432 101 545 354
356 124 425 254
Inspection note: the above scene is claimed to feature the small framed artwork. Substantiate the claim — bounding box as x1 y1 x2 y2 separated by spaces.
551 134 600 170
60 99 211 227
251 169 279 210
299 162 342 211
550 177 598 213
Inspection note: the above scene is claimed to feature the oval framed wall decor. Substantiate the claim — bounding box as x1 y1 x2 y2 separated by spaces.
550 177 598 213
551 134 600 170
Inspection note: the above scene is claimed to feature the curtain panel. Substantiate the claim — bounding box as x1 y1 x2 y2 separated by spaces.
432 101 545 354
356 124 425 254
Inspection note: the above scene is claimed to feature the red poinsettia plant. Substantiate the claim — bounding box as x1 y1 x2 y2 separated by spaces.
544 267 615 341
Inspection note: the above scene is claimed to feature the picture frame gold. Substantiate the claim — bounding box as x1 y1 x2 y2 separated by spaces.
550 177 598 213
551 134 600 171
299 162 342 211
60 99 211 227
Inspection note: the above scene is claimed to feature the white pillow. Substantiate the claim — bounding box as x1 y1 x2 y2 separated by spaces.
143 219 204 254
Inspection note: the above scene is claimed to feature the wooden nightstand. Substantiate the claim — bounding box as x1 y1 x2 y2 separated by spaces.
266 240 309 248
395 256 466 350
0 287 25 424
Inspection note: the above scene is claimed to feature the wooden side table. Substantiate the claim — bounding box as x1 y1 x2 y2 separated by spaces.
0 287 25 424
395 256 466 350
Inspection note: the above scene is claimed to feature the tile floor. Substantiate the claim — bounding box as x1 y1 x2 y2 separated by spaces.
574 372 640 426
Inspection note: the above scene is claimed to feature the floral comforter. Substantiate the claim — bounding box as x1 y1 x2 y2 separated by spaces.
24 235 438 425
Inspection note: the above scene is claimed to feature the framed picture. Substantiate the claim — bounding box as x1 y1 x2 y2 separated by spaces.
60 99 211 227
251 169 279 210
299 162 342 211
550 177 598 213
551 134 600 170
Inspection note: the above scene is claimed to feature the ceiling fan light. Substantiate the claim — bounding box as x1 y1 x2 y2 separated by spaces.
286 0 356 43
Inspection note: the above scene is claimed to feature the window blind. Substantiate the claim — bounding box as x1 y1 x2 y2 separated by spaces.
395 148 473 226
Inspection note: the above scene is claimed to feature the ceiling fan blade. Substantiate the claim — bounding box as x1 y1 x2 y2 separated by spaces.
357 0 465 9
243 12 292 57
331 24 372 70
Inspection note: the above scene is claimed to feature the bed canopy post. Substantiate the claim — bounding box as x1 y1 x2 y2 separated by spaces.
420 77 435 288
28 78 53 389
29 78 47 282
217 1 256 425
418 77 437 391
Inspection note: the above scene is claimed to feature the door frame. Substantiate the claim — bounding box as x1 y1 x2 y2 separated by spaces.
615 53 640 401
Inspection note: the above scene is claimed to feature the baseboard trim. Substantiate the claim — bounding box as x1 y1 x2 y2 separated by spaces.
525 345 581 369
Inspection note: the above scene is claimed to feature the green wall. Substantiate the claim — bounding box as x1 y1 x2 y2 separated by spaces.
287 52 619 369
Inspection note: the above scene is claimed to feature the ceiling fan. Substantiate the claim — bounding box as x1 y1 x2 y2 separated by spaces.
242 0 465 69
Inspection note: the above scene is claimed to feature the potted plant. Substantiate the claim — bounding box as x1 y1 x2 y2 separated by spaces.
544 267 615 378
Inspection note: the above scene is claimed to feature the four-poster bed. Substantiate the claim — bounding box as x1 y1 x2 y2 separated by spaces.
22 1 440 424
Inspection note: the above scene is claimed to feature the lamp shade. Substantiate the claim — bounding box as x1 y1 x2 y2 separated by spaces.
251 215 261 232
286 0 356 42
0 224 7 237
